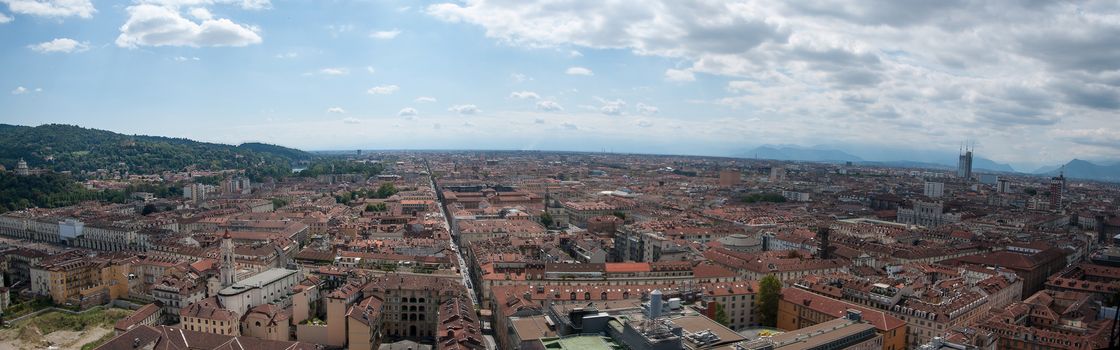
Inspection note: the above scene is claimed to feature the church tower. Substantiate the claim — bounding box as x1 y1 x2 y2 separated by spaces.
220 229 235 287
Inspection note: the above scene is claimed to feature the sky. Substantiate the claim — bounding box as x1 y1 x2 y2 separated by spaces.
1 0 1119 171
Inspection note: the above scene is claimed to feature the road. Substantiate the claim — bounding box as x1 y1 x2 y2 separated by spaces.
427 164 479 308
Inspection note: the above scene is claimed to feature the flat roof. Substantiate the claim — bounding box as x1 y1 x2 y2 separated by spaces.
510 315 556 341
539 335 623 350
767 318 878 349
218 268 298 296
671 315 747 345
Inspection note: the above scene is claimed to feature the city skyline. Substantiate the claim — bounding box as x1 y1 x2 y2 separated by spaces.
2 0 1120 170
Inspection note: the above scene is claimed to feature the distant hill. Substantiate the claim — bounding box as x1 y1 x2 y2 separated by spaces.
737 146 863 162
0 124 312 178
1042 159 1120 183
973 157 1016 173
238 142 313 161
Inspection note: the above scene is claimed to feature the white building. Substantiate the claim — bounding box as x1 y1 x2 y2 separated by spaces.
217 268 300 316
923 181 944 198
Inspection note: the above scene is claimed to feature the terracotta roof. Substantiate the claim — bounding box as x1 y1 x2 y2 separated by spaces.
782 287 906 332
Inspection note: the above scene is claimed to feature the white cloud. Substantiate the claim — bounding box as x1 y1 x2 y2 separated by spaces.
598 98 626 116
274 52 297 59
534 118 546 124
510 91 540 99
370 29 401 40
565 66 593 76
326 107 346 114
342 117 360 124
637 119 654 128
399 107 418 117
448 104 480 114
366 85 399 95
11 86 27 95
365 66 376 74
116 4 262 48
636 103 659 115
137 0 271 11
561 122 578 130
188 7 210 20
415 96 437 103
536 100 564 112
319 67 349 76
325 24 353 37
1 0 95 18
0 12 12 23
173 56 200 61
568 50 583 57
424 0 1120 164
664 68 695 82
28 38 89 54
511 73 532 82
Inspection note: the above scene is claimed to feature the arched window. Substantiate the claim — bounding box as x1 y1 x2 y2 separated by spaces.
584 292 591 300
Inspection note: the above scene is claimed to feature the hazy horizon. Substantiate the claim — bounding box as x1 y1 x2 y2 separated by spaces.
2 1 1119 172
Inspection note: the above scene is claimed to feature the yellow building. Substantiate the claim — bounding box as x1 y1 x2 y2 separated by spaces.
30 252 131 307
180 296 240 336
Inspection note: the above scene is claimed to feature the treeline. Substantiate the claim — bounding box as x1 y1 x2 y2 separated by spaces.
741 193 787 203
0 173 124 213
296 159 385 178
0 124 308 178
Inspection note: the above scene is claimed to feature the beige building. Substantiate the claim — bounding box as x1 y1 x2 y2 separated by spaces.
180 296 240 336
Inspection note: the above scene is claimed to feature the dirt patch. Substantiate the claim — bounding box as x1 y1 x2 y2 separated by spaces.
45 326 113 350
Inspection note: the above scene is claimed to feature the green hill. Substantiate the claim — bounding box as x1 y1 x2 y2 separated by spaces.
0 124 312 177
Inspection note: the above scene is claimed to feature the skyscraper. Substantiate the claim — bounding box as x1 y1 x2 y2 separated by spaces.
1049 173 1066 210
957 146 973 180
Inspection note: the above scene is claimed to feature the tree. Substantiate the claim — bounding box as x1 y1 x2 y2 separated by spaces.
141 204 157 216
713 302 730 327
365 203 387 212
613 211 627 220
540 212 554 228
1024 188 1038 196
375 183 398 199
756 274 782 327
272 198 289 209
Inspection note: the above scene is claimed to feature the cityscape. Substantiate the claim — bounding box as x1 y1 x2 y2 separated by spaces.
2 1 1120 350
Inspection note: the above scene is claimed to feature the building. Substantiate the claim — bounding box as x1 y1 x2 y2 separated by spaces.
180 296 240 336
897 201 961 227
946 247 1070 296
770 167 786 183
15 158 29 176
719 169 741 187
1049 173 1066 210
113 303 162 335
957 149 973 180
30 252 131 307
976 290 1113 350
216 268 300 316
93 325 321 350
997 178 1011 194
778 288 907 350
924 181 945 198
744 311 883 350
243 304 292 341
220 230 235 288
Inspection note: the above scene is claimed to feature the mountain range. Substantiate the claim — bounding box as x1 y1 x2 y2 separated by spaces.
736 145 1016 172
736 145 1119 182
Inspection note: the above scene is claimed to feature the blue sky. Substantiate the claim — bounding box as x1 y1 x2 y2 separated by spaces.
2 0 1119 170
